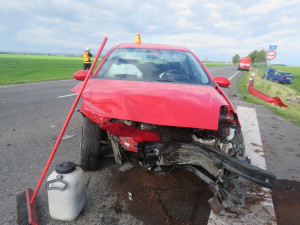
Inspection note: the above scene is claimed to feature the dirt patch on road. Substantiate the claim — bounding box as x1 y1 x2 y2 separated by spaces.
109 166 299 225
272 179 300 225
110 167 213 225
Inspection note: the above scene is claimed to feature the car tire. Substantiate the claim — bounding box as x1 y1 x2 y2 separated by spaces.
274 79 279 83
232 128 246 161
80 116 102 171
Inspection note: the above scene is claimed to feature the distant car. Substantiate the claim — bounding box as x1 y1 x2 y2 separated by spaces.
238 57 251 71
263 68 295 84
71 42 275 209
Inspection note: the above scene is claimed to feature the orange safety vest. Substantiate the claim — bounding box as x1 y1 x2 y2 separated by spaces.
82 51 91 63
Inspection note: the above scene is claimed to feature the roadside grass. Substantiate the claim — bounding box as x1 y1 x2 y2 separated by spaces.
0 54 101 85
238 67 300 127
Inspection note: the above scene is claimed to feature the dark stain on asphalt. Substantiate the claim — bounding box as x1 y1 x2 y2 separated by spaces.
110 167 212 225
272 179 300 225
112 201 123 214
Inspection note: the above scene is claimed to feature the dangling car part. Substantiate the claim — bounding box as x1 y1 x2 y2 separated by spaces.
71 43 276 213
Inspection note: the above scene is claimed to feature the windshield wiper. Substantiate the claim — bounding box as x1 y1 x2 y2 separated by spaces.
154 79 174 82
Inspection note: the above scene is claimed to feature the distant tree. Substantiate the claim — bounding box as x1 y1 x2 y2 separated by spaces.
248 49 267 64
232 54 240 65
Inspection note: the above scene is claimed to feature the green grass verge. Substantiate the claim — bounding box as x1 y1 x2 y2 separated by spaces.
0 54 102 85
238 67 300 127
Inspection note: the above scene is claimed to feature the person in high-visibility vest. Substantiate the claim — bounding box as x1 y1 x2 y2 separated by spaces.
82 47 93 70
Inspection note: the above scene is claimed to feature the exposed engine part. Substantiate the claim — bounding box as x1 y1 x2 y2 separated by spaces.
139 123 157 131
218 121 232 140
109 134 122 165
220 143 234 156
156 126 192 141
192 128 217 140
219 105 234 122
157 142 221 176
191 134 216 146
219 114 234 121
137 142 182 169
226 125 236 140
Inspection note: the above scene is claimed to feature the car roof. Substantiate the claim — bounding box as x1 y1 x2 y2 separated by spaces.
115 43 190 51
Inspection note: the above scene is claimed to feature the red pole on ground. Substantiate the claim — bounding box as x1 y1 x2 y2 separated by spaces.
30 37 108 204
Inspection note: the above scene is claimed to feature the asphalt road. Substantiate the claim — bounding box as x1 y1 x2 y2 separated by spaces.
0 66 299 224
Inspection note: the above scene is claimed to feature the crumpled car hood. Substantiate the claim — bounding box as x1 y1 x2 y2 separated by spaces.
71 79 229 130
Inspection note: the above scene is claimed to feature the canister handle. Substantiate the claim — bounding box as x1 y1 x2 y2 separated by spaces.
46 178 68 191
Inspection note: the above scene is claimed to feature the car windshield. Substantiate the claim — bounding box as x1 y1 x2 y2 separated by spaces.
96 48 211 85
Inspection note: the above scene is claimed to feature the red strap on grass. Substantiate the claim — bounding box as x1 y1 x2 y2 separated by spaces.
248 79 288 107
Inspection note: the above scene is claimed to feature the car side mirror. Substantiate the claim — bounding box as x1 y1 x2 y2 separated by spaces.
214 77 231 87
73 70 89 80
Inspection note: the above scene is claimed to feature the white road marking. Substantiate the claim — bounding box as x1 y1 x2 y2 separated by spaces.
57 93 77 98
228 71 240 80
0 79 73 88
208 106 276 225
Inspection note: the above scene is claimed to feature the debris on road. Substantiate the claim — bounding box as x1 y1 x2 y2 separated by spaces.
286 95 300 103
62 134 76 140
128 192 133 201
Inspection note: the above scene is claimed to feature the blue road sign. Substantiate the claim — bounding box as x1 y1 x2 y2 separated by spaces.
269 45 277 50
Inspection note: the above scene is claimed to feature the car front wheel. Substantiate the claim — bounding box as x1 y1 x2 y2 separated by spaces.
80 116 102 171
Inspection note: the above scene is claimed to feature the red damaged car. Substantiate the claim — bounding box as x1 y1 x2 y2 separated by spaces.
72 43 275 211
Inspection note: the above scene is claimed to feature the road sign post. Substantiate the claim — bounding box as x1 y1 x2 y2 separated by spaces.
263 50 277 87
265 50 277 61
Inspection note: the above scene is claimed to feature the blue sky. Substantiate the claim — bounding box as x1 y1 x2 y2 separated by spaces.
1 0 300 65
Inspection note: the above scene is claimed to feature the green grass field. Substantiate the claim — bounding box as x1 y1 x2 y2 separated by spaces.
238 66 300 127
0 54 232 85
0 54 85 85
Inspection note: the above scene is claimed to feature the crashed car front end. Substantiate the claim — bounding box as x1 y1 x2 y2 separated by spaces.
72 44 276 213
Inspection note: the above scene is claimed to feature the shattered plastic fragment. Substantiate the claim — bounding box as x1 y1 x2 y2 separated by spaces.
128 192 133 201
62 134 76 140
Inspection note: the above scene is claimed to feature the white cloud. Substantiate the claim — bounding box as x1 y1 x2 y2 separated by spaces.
0 0 300 65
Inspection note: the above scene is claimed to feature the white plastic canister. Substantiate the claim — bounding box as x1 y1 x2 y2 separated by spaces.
46 161 85 221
